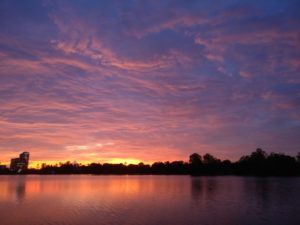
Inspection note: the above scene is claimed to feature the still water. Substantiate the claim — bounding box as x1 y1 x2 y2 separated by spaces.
0 175 299 225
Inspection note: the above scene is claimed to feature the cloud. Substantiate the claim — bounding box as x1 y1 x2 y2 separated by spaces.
0 0 300 165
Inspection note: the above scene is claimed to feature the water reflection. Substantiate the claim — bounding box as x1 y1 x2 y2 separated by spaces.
15 177 26 202
0 176 27 202
191 177 203 200
254 178 271 208
0 176 299 225
191 177 219 202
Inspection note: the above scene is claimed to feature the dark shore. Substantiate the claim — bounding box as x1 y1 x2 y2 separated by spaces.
1 149 300 176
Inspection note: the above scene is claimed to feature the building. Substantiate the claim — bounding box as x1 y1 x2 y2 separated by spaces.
10 152 30 173
20 152 30 166
10 158 20 171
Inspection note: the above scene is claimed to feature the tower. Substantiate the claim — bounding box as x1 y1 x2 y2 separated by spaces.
10 152 30 173
19 152 30 168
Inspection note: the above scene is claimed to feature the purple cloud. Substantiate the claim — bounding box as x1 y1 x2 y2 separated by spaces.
0 0 300 166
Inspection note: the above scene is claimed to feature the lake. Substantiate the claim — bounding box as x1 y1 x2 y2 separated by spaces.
0 175 299 225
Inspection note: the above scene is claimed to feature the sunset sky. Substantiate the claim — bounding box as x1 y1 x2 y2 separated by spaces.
0 0 300 167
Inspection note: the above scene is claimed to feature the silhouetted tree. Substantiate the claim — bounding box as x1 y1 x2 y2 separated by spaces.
237 148 268 175
266 153 297 175
203 153 221 164
189 153 202 174
297 152 300 164
250 148 267 161
201 153 222 174
189 153 202 165
152 162 166 174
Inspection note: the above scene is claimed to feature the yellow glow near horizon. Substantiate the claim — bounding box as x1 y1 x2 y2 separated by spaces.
107 158 143 165
26 158 146 169
28 160 92 168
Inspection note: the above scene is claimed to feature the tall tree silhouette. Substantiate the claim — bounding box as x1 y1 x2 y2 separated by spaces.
189 153 202 174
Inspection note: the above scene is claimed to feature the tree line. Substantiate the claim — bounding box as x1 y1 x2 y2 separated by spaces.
1 148 300 176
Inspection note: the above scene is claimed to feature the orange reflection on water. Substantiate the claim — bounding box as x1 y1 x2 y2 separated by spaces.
0 175 167 203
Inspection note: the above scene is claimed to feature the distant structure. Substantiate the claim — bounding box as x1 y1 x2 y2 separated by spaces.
10 152 30 173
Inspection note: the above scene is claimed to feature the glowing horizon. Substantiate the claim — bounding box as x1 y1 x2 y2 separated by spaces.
0 1 300 166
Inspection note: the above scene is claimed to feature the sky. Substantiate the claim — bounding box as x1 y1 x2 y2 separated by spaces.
0 0 300 167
